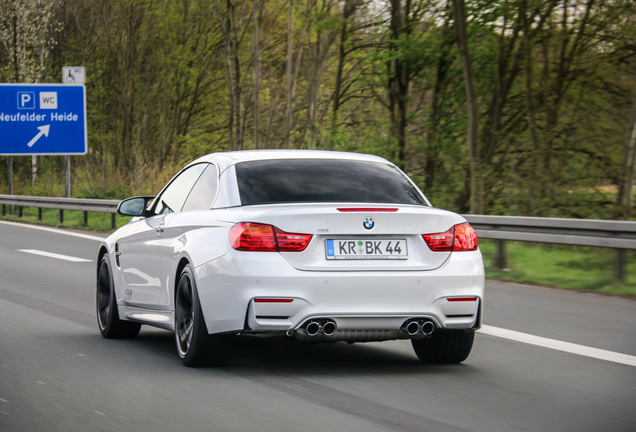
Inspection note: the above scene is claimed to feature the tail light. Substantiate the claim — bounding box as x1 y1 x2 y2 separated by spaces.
274 227 313 251
422 222 478 252
229 222 312 252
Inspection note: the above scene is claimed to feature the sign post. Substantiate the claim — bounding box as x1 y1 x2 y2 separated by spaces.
61 67 85 197
6 155 12 214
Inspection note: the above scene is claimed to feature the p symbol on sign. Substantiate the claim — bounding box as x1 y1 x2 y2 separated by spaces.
18 92 35 109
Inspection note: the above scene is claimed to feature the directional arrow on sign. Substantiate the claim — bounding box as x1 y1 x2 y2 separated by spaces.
27 125 50 148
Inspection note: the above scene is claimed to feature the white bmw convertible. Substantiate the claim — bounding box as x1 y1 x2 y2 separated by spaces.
96 150 484 366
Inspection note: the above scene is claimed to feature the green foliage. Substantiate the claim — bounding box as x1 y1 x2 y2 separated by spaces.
16 174 65 198
0 0 633 218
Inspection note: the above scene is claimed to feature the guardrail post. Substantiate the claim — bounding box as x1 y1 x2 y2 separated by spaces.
38 208 42 221
111 213 116 230
2 204 4 216
615 249 626 283
83 211 88 226
18 206 23 217
495 239 507 269
59 209 64 224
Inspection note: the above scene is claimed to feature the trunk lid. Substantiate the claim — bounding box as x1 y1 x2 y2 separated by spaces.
217 204 466 271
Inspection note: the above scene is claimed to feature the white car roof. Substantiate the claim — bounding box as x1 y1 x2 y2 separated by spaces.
188 149 391 172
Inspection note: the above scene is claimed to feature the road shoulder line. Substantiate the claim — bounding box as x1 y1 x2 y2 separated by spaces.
480 324 636 367
0 220 105 242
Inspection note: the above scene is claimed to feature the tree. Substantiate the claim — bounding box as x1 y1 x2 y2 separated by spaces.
0 0 62 187
452 0 482 213
616 93 636 218
253 0 263 148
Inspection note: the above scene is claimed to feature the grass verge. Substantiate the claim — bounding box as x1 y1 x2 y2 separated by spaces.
0 206 130 232
479 239 636 297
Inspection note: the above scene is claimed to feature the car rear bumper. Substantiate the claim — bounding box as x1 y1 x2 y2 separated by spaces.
195 249 484 338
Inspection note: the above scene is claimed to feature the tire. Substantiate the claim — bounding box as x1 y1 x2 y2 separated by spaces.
174 264 234 367
96 255 141 339
411 329 475 364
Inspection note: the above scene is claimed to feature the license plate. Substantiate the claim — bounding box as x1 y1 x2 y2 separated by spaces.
325 239 408 260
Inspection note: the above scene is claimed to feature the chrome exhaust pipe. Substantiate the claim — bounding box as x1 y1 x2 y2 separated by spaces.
420 320 435 335
306 321 320 336
322 321 336 336
405 321 420 336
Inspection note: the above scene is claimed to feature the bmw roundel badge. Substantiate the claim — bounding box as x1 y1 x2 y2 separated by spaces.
363 217 375 230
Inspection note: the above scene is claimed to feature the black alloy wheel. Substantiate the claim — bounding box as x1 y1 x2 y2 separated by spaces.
175 269 196 358
174 264 234 367
96 254 141 338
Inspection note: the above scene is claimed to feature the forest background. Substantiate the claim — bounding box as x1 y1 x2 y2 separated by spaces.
1 0 635 220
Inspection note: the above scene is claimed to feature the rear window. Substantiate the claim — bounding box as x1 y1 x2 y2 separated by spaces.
235 159 427 206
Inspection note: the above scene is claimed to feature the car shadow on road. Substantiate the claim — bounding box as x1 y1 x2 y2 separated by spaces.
128 327 478 378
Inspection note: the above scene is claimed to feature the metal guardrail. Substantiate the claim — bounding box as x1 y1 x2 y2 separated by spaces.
0 194 119 228
0 194 633 280
464 215 636 249
464 215 634 281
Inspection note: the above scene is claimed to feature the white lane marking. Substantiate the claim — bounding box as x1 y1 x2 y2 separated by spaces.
480 324 636 368
0 398 7 402
36 381 45 385
94 411 104 416
0 220 105 242
19 249 91 263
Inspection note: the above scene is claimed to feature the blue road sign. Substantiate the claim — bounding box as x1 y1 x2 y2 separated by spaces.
0 84 87 155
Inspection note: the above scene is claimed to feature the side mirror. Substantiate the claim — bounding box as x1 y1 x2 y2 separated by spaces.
117 196 155 217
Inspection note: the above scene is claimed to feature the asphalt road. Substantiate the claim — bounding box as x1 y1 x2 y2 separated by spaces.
0 220 635 432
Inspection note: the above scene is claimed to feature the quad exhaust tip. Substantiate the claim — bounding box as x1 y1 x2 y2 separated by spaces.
294 318 432 340
403 319 435 336
302 319 337 337
306 321 320 336
322 321 336 336
406 321 420 336
420 320 435 335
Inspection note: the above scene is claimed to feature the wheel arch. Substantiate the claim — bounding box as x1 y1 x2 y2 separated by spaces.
96 245 109 280
174 257 191 300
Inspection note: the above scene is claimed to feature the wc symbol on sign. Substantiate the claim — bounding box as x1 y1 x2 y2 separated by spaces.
17 92 36 109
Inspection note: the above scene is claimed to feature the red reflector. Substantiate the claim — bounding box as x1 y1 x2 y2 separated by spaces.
254 298 294 303
337 208 398 212
447 297 478 302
